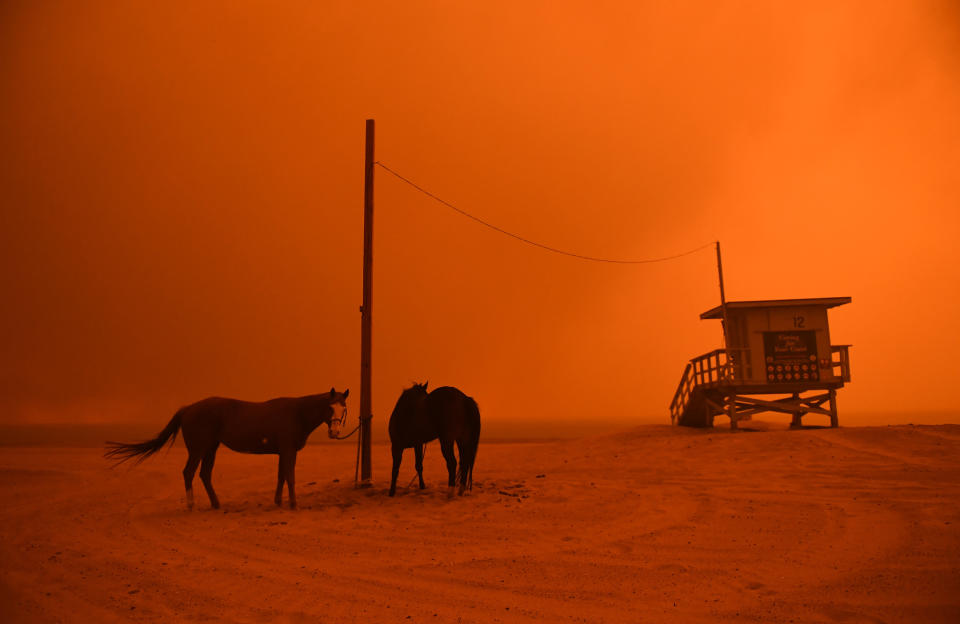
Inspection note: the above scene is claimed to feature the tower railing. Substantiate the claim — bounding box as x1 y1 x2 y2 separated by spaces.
831 345 851 382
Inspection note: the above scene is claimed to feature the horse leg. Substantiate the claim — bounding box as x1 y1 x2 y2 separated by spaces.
199 444 220 510
274 457 286 507
439 439 457 498
414 444 425 490
455 440 467 496
389 445 403 497
182 453 202 510
282 451 298 510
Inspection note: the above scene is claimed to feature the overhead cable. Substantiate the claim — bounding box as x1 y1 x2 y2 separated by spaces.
375 161 714 265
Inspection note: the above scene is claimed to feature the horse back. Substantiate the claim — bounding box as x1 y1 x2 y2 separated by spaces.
428 386 480 439
180 396 307 454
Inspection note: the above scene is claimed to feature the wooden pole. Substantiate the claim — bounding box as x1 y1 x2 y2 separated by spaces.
828 389 839 428
726 392 735 430
715 241 731 355
358 119 374 486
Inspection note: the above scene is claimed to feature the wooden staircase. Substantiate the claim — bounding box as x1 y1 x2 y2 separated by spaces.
669 349 731 427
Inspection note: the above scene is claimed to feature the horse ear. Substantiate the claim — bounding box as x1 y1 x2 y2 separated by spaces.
342 389 349 399
423 381 428 391
330 387 336 396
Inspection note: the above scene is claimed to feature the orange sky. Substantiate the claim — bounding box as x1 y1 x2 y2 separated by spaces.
1 1 959 428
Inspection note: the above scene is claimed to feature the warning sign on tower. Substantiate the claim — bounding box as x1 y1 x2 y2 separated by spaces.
763 330 819 383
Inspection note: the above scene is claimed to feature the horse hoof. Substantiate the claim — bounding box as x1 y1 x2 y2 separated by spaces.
447 487 455 499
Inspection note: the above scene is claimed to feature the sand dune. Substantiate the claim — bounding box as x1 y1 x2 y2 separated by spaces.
1 424 958 623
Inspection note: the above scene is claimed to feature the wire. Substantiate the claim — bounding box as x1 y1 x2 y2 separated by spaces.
375 161 714 265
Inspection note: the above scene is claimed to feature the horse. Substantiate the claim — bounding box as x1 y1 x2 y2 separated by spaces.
104 388 349 510
388 382 480 497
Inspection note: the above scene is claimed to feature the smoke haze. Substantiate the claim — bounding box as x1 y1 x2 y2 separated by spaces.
2 1 958 426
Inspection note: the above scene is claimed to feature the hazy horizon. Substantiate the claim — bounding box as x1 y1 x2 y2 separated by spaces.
2 410 956 450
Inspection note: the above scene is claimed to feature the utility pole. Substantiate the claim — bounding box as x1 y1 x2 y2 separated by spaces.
715 240 730 350
358 119 374 486
716 240 735 429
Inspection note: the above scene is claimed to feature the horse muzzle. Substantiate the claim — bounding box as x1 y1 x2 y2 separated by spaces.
328 420 346 439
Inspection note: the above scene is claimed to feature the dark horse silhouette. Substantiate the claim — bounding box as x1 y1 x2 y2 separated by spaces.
388 382 480 497
104 388 349 510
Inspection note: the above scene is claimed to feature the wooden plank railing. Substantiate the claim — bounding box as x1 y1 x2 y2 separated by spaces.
831 345 851 382
691 348 732 387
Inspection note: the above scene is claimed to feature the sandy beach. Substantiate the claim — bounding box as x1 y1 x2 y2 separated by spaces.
1 423 958 623
5 2 960 622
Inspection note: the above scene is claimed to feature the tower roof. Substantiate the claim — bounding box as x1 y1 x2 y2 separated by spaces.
700 297 852 319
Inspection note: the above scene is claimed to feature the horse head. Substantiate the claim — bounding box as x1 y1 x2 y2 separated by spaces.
390 382 429 423
327 387 349 438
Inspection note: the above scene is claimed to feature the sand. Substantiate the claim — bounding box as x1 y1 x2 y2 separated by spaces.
1 423 958 623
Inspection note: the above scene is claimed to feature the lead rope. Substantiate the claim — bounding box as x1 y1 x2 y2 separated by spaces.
333 420 361 440
351 414 372 486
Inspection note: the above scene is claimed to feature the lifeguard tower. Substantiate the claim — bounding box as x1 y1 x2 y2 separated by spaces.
670 297 852 429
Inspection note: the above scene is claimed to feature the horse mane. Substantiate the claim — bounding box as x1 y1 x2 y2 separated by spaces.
404 381 429 395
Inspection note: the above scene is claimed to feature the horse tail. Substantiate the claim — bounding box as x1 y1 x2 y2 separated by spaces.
104 409 183 466
458 397 481 490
